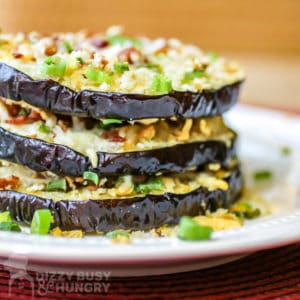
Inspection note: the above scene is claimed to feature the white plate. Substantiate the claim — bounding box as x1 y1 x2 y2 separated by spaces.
0 105 299 277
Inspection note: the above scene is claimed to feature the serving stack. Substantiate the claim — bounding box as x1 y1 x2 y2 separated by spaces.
0 27 244 232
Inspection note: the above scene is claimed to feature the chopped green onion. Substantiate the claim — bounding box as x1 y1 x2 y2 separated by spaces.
0 211 12 222
30 209 52 235
207 52 219 62
281 146 291 156
150 74 172 94
114 62 129 73
76 57 84 65
182 70 205 84
83 171 99 186
46 178 67 192
38 123 50 134
61 41 73 53
138 64 162 73
108 35 142 48
106 229 130 239
18 108 29 116
135 177 164 194
101 118 123 126
0 222 21 232
41 56 66 77
86 67 113 84
253 170 272 181
231 202 261 219
177 216 212 241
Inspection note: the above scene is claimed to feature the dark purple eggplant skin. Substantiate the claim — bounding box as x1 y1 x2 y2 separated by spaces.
0 126 237 176
0 166 242 232
0 63 243 120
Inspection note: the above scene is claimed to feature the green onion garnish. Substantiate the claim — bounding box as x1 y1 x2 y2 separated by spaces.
46 178 67 192
106 230 130 239
177 216 212 241
150 74 172 94
83 171 99 186
18 108 29 116
101 118 123 126
108 35 142 48
0 222 21 232
114 62 129 73
30 209 52 235
41 56 66 77
86 67 113 84
76 57 84 65
38 123 50 134
281 146 291 156
231 202 261 219
182 70 205 84
0 211 12 222
61 41 73 53
207 52 219 62
253 170 272 181
145 64 162 72
135 177 164 194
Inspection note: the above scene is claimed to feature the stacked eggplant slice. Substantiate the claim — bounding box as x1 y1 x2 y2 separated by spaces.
0 28 245 232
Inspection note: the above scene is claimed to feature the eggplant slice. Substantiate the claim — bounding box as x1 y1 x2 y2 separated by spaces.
0 126 237 176
0 63 242 120
0 165 242 232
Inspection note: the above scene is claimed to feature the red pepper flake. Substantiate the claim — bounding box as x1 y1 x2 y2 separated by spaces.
13 53 24 59
0 175 20 189
92 39 109 49
101 130 125 142
45 44 58 56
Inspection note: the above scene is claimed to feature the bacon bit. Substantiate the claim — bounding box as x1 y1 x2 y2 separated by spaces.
92 39 109 49
5 115 28 125
28 110 42 121
87 184 98 191
90 51 96 59
74 177 84 183
101 130 125 142
6 104 20 117
118 47 142 64
0 176 20 189
58 120 69 132
44 44 57 56
5 109 41 125
101 58 109 68
13 52 24 59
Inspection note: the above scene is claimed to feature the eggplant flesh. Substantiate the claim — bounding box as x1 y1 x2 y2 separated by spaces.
0 63 243 120
0 166 242 232
0 126 237 176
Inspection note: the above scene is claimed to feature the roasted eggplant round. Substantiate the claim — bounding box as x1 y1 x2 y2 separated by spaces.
0 164 242 232
0 126 237 177
0 63 243 120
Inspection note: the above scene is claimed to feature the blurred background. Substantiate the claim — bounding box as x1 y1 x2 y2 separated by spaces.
0 0 299 110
